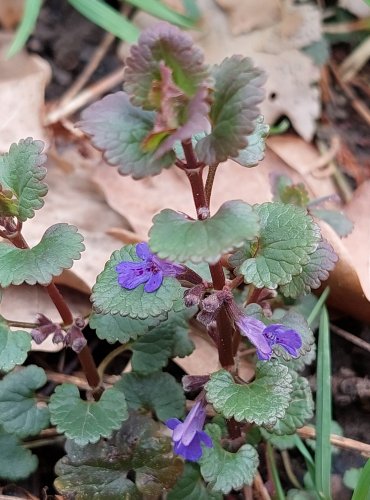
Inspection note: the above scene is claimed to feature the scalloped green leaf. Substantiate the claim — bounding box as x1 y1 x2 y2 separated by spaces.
92 245 182 319
260 428 297 450
0 365 49 438
271 311 315 363
200 424 259 494
195 56 265 165
263 370 314 435
149 200 260 264
90 311 165 344
49 385 128 446
0 223 84 286
0 317 31 372
0 138 48 221
115 372 185 421
0 426 38 480
124 23 210 108
232 116 269 168
272 174 310 207
205 364 293 426
238 202 320 288
55 412 182 499
79 92 175 179
131 305 195 374
168 463 222 500
280 240 337 298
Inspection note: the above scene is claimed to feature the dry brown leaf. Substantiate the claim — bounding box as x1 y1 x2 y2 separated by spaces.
0 34 51 152
21 148 129 292
0 284 91 352
0 0 24 29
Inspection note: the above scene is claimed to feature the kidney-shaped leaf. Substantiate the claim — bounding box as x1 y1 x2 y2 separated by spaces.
0 426 38 481
149 200 260 264
0 365 49 438
0 138 47 221
238 202 320 288
49 384 128 446
205 364 293 426
200 424 259 494
0 223 84 286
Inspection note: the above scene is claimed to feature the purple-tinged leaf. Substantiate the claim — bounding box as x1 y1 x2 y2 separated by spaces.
78 92 175 179
124 22 210 109
309 208 354 237
196 56 266 165
280 240 338 298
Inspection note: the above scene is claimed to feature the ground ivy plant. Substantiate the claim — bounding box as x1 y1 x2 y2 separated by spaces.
0 22 339 497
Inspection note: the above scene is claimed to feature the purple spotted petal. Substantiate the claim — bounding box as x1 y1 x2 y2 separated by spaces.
236 316 272 358
144 270 163 292
153 256 185 276
136 242 152 260
263 324 302 357
116 261 147 273
116 265 150 289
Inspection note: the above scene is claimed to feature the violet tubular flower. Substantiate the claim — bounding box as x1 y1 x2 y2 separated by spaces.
116 242 184 293
235 315 302 361
166 401 213 461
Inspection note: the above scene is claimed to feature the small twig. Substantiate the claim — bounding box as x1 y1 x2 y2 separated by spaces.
297 426 370 457
205 164 218 206
253 471 271 500
339 36 370 83
243 485 253 500
3 319 39 329
97 343 130 379
45 68 124 125
330 324 370 354
60 32 116 104
281 449 302 489
329 61 370 127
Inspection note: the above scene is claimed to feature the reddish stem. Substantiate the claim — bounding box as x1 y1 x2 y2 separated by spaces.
6 229 101 391
181 140 235 369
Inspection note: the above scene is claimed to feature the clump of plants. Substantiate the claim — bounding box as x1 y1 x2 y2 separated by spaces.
0 22 339 498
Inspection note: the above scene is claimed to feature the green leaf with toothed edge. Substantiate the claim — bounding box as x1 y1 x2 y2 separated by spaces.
115 372 185 421
279 240 338 299
199 424 259 494
195 56 266 165
131 305 195 374
0 317 31 373
238 202 321 289
0 138 48 221
232 116 269 168
91 244 182 319
205 363 293 426
49 384 128 446
0 365 49 438
262 369 314 436
0 426 38 481
0 223 84 287
149 200 260 264
78 92 175 180
309 207 354 238
89 311 165 344
168 463 222 500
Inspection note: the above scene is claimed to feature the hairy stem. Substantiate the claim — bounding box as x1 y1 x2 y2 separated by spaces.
6 229 101 391
181 140 235 369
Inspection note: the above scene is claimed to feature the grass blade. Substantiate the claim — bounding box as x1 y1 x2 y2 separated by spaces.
69 0 139 43
352 459 370 500
6 0 42 58
315 306 332 499
123 0 195 28
307 287 330 327
266 442 286 500
293 434 315 484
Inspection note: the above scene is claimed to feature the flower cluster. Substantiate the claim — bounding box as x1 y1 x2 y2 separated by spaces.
166 400 212 461
116 242 184 293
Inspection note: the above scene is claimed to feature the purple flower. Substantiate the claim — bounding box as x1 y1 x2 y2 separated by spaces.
235 315 302 361
166 401 213 461
116 242 184 293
